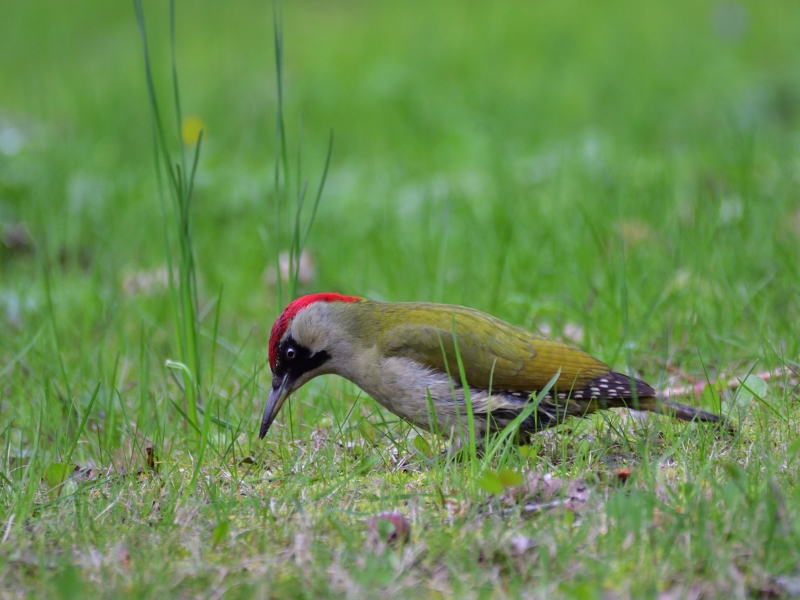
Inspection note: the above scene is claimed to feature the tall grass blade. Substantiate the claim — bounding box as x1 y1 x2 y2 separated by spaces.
134 0 204 427
451 314 478 470
64 381 101 465
269 0 334 304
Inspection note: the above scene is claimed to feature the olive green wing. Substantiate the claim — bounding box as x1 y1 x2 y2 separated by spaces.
375 303 610 391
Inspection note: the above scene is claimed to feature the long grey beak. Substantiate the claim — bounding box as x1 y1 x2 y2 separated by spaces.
259 374 290 439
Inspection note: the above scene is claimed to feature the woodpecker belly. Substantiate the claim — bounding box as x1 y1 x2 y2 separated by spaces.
336 356 442 427
348 356 652 443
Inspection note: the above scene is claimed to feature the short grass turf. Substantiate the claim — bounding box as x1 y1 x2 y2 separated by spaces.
2 0 800 597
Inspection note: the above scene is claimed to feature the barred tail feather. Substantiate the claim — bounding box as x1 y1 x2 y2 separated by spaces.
638 397 726 425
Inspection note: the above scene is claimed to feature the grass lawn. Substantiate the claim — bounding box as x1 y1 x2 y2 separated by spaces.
2 0 800 597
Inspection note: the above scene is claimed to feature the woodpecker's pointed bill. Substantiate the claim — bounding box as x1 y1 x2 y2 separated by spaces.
260 373 290 439
259 292 726 445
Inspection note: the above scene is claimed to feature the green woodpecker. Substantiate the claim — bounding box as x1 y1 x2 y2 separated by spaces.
259 293 722 443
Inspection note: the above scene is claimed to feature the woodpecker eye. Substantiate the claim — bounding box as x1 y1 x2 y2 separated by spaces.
285 347 296 360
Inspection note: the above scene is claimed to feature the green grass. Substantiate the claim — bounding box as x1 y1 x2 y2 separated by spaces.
2 0 800 596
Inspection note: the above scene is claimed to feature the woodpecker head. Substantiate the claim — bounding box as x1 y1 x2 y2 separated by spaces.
260 292 363 439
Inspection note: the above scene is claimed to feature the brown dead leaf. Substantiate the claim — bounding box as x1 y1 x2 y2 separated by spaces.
660 365 798 399
72 465 95 483
367 512 411 546
116 544 131 571
614 468 632 484
443 497 469 518
145 446 158 473
501 472 590 513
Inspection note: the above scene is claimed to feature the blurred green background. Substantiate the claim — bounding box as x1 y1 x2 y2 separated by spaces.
3 1 800 595
2 0 800 384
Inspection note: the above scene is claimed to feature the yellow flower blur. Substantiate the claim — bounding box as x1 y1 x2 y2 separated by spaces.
181 116 206 145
